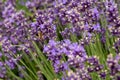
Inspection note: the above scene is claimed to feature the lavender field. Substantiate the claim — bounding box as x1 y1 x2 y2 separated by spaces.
0 0 120 80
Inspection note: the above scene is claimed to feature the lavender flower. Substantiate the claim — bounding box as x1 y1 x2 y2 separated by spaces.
44 39 87 73
1 0 120 79
107 54 120 77
104 0 120 36
63 69 91 80
114 39 120 53
30 9 57 41
0 62 6 78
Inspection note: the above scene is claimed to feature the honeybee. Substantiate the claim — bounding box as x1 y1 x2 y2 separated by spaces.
37 31 44 40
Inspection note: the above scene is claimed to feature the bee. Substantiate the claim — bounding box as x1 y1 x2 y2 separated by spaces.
37 31 44 40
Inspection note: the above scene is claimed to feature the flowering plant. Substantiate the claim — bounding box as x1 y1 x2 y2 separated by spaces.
0 0 120 80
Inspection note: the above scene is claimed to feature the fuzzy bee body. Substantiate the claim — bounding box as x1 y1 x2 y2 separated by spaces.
37 31 44 40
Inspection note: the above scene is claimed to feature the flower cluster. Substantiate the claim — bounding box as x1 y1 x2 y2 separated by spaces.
0 1 31 78
1 0 120 79
107 54 120 79
44 39 87 73
43 39 120 79
104 0 120 36
29 8 57 41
